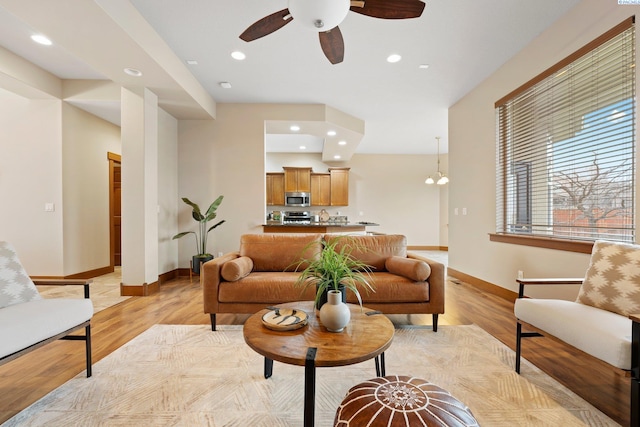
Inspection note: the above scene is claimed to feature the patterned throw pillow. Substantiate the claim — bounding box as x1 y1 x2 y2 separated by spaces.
0 242 42 309
576 240 640 316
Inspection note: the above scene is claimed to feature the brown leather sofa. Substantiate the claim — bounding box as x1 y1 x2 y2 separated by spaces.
201 233 445 331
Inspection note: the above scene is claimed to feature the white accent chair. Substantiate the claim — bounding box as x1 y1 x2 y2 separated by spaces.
514 240 640 425
0 242 94 377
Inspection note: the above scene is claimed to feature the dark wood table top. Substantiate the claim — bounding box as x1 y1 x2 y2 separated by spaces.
243 301 394 368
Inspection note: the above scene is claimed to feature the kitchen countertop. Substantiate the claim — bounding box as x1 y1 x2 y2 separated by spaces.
262 222 379 233
264 222 379 227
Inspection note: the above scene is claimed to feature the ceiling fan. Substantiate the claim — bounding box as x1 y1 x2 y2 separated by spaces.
239 0 426 64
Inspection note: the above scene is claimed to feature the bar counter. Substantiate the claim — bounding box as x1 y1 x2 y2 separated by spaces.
262 222 378 234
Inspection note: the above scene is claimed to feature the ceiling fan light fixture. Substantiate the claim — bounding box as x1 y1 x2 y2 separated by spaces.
288 0 350 32
425 176 435 185
437 174 449 185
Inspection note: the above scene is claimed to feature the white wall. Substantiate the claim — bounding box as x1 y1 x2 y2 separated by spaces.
0 97 64 274
157 108 179 274
267 152 446 247
62 102 121 275
448 0 640 298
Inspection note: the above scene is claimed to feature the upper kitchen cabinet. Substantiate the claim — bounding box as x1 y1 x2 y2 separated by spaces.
266 172 285 206
310 172 331 206
330 167 350 206
283 167 311 193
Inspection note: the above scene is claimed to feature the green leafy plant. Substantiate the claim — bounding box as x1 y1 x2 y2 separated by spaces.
292 235 375 308
172 196 225 257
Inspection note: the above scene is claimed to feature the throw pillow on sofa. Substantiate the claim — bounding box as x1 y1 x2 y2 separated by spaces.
221 256 254 282
385 256 431 282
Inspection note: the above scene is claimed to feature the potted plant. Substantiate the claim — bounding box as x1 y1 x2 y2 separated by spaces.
173 196 225 274
292 235 375 312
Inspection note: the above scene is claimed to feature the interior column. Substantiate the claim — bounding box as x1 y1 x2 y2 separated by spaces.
120 87 159 295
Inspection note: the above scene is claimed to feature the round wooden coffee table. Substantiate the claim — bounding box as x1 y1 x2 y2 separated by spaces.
243 301 394 427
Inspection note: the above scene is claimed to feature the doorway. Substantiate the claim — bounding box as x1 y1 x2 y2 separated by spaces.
108 152 122 267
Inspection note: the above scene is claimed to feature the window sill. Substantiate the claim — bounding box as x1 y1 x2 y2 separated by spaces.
488 233 594 254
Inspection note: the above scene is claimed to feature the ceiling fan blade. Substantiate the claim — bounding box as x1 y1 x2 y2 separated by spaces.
319 27 344 65
350 0 425 19
240 9 293 42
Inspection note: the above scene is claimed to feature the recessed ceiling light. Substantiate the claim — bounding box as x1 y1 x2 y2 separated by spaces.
387 54 402 63
31 34 52 45
338 140 347 145
231 51 246 60
186 60 199 65
300 146 307 150
334 155 341 159
290 125 300 132
123 68 142 77
419 64 429 69
327 130 337 136
219 82 232 89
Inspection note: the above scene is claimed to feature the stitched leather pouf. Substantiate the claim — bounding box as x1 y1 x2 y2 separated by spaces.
334 375 479 427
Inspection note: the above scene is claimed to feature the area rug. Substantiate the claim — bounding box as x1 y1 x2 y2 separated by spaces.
3 324 618 426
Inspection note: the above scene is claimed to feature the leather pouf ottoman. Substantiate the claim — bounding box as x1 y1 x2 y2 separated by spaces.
334 375 479 427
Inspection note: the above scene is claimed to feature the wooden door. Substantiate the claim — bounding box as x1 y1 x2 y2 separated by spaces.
266 173 285 206
108 152 122 267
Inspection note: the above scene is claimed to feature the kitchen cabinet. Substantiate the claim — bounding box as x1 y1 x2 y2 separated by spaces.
330 167 350 206
283 167 311 193
266 172 285 206
310 173 331 206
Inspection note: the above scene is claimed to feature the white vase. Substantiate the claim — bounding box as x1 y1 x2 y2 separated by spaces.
319 290 351 332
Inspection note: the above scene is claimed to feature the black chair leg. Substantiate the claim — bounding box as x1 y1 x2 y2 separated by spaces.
515 322 522 374
432 314 439 332
210 313 217 331
85 324 92 378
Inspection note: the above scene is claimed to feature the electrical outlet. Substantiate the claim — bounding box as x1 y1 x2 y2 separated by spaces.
462 207 467 215
217 252 223 258
517 270 524 279
454 208 459 216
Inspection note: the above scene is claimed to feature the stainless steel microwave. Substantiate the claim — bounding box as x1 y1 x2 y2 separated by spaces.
285 192 311 207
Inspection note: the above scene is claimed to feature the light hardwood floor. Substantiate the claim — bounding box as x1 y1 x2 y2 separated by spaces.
0 258 630 425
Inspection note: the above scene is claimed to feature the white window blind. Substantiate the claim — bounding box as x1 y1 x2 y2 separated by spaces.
496 18 636 243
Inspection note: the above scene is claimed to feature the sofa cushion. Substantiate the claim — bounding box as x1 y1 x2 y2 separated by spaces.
221 256 254 282
345 272 430 304
326 234 407 271
218 272 317 304
576 240 640 316
515 298 631 369
385 256 430 282
0 242 42 309
240 233 322 272
0 298 93 359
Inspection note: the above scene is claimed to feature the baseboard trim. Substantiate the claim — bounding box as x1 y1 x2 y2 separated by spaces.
408 246 448 251
447 267 518 303
120 280 159 297
159 269 179 284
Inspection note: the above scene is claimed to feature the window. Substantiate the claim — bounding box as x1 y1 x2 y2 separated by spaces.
495 18 636 245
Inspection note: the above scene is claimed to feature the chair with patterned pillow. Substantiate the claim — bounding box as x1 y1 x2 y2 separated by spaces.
0 241 94 377
514 240 640 424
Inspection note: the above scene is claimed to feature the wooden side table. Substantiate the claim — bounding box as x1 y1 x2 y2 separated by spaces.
243 301 394 427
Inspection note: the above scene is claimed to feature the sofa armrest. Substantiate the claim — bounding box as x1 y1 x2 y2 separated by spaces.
33 279 92 299
201 252 240 314
515 277 584 298
407 252 445 312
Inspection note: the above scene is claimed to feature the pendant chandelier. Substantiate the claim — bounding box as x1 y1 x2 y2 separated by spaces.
425 137 449 185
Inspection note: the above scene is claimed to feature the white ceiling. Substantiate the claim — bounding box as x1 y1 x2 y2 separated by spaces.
0 0 580 155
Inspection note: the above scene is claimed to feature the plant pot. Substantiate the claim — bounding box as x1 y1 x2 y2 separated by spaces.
315 284 346 310
192 254 214 274
319 290 351 332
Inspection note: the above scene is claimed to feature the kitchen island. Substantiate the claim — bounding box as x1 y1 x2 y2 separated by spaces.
262 222 379 234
